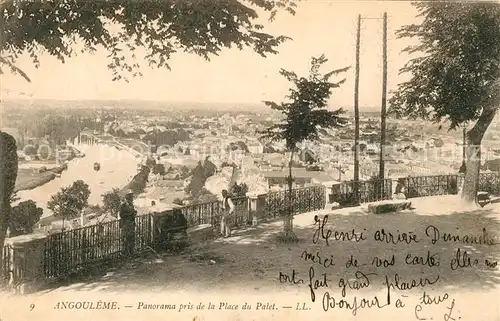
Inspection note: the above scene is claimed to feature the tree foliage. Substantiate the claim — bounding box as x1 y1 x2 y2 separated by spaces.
186 162 208 197
388 2 500 203
0 131 18 246
102 188 122 218
172 197 184 206
203 157 217 177
229 182 249 197
185 159 217 197
10 200 43 237
260 55 348 150
122 165 150 194
0 132 18 204
1 0 297 82
47 180 91 220
227 141 250 153
389 2 500 130
152 163 166 176
260 55 348 237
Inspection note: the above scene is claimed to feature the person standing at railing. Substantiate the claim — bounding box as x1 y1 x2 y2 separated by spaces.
394 178 407 200
220 189 235 238
120 190 137 257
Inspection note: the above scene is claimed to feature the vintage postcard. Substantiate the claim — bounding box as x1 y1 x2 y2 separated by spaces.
0 0 499 320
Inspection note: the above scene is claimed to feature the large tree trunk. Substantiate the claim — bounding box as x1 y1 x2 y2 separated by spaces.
461 108 497 204
0 217 7 287
0 131 18 284
284 150 294 236
0 201 9 271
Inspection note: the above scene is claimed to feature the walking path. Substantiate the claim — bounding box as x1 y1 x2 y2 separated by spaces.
1 196 499 321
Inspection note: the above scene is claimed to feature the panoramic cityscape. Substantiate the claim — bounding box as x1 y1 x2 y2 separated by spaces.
0 1 499 321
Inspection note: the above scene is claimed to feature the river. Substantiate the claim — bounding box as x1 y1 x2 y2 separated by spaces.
16 142 140 218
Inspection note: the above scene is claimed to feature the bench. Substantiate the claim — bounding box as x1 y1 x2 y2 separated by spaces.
478 191 491 208
368 200 413 214
490 196 500 204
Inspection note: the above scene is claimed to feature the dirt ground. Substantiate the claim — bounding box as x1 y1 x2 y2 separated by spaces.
3 196 499 321
42 196 498 292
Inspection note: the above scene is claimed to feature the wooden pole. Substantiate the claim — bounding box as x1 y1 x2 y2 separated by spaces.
462 126 466 164
379 12 388 181
354 14 361 184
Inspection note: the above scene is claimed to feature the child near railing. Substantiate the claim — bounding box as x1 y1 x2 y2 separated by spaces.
394 178 407 200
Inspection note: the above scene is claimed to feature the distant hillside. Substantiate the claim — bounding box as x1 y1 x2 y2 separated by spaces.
2 99 387 113
1 99 268 113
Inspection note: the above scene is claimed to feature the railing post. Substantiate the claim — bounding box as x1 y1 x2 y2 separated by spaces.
5 234 47 294
247 193 259 226
320 183 329 209
210 202 214 227
149 213 154 248
151 211 163 251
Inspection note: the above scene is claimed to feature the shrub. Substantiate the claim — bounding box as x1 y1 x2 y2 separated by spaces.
47 180 91 224
172 198 184 206
154 209 189 253
10 200 43 237
229 182 248 197
102 188 122 218
152 163 166 176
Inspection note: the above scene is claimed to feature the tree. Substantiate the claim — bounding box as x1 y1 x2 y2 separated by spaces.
152 163 166 176
228 141 250 153
0 0 297 249
102 188 122 218
172 198 184 206
1 0 297 82
203 157 217 177
389 2 500 204
0 131 18 272
191 189 218 204
9 200 43 237
145 156 156 168
260 55 348 238
124 165 150 194
47 180 91 228
230 182 249 197
185 162 207 197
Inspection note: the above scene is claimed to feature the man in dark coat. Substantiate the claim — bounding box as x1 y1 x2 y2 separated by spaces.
120 190 137 257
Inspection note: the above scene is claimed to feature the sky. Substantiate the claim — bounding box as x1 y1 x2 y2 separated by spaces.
1 1 420 109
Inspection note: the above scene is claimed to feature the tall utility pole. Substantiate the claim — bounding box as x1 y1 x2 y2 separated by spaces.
354 14 361 184
460 124 467 173
379 12 388 181
462 126 466 163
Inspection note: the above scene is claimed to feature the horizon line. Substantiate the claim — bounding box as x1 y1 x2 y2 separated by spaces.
1 97 382 110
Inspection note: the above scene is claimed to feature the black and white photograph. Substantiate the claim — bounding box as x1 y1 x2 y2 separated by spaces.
0 1 499 320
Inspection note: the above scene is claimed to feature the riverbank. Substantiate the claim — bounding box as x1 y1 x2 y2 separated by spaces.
17 143 140 218
14 165 67 192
